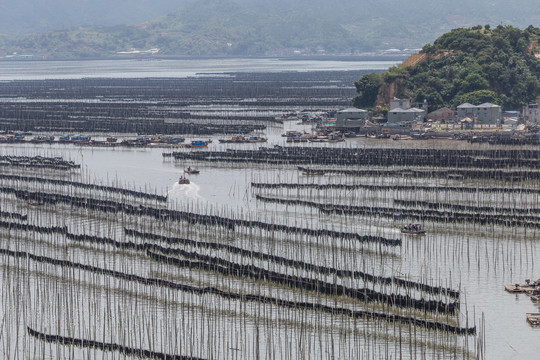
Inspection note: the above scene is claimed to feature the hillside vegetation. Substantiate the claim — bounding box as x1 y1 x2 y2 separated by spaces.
354 25 540 111
2 0 540 58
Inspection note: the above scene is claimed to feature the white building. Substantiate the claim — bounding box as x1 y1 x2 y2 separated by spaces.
523 99 539 124
387 107 425 124
457 102 502 125
390 98 410 110
335 108 369 127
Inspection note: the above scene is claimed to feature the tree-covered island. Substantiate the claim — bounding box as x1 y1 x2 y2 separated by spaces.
354 25 540 113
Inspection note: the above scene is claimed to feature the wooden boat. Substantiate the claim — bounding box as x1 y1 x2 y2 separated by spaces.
30 135 55 143
184 167 200 175
400 224 426 235
302 170 324 176
504 284 538 293
504 279 540 293
529 289 540 301
219 135 266 144
526 313 540 326
178 176 190 185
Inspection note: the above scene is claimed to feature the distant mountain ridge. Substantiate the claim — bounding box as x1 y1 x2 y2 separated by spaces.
0 0 193 35
1 0 539 58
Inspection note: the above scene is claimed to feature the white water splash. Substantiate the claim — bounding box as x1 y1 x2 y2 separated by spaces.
168 181 204 201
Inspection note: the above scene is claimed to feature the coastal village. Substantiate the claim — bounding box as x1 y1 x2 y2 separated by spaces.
3 96 540 146
331 96 540 141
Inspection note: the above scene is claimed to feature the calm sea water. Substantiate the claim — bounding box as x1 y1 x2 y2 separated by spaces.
0 58 399 80
0 59 538 359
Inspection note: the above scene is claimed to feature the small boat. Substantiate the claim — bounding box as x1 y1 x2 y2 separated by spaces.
529 289 540 301
30 135 55 143
302 169 325 176
219 136 248 144
526 313 540 326
400 224 426 235
178 176 190 185
188 140 210 148
247 136 267 143
184 167 200 175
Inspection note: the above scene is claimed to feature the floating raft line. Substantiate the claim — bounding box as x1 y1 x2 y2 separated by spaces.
167 147 540 170
147 250 458 314
62 230 459 305
27 327 204 360
0 174 167 201
1 248 474 335
124 229 455 298
251 181 540 195
255 195 540 228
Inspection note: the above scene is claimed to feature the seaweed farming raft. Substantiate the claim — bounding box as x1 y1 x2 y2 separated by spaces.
0 149 479 359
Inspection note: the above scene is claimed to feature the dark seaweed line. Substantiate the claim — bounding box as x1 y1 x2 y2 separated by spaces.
123 228 456 298
1 186 392 243
0 155 80 170
0 174 167 202
66 228 457 313
255 195 540 228
394 199 540 215
66 230 456 304
297 166 540 180
0 163 77 171
0 186 236 229
146 250 458 314
0 248 474 335
168 147 540 168
0 211 27 221
27 327 203 360
251 181 540 195
0 220 67 234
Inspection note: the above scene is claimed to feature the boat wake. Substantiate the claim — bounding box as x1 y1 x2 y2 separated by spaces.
168 182 204 201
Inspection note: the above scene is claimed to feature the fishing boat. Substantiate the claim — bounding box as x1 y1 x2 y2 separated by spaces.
526 313 540 326
400 224 426 235
184 167 200 174
178 176 190 185
219 135 248 143
30 135 55 143
187 140 210 148
529 289 540 301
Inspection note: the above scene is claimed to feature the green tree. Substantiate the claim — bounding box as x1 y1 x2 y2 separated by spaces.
365 25 540 111
457 90 501 106
461 72 489 93
353 73 382 108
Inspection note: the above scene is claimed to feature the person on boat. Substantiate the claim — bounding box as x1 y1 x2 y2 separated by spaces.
526 279 531 285
187 166 191 172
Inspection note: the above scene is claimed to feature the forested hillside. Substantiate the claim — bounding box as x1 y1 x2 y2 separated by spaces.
354 25 540 111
